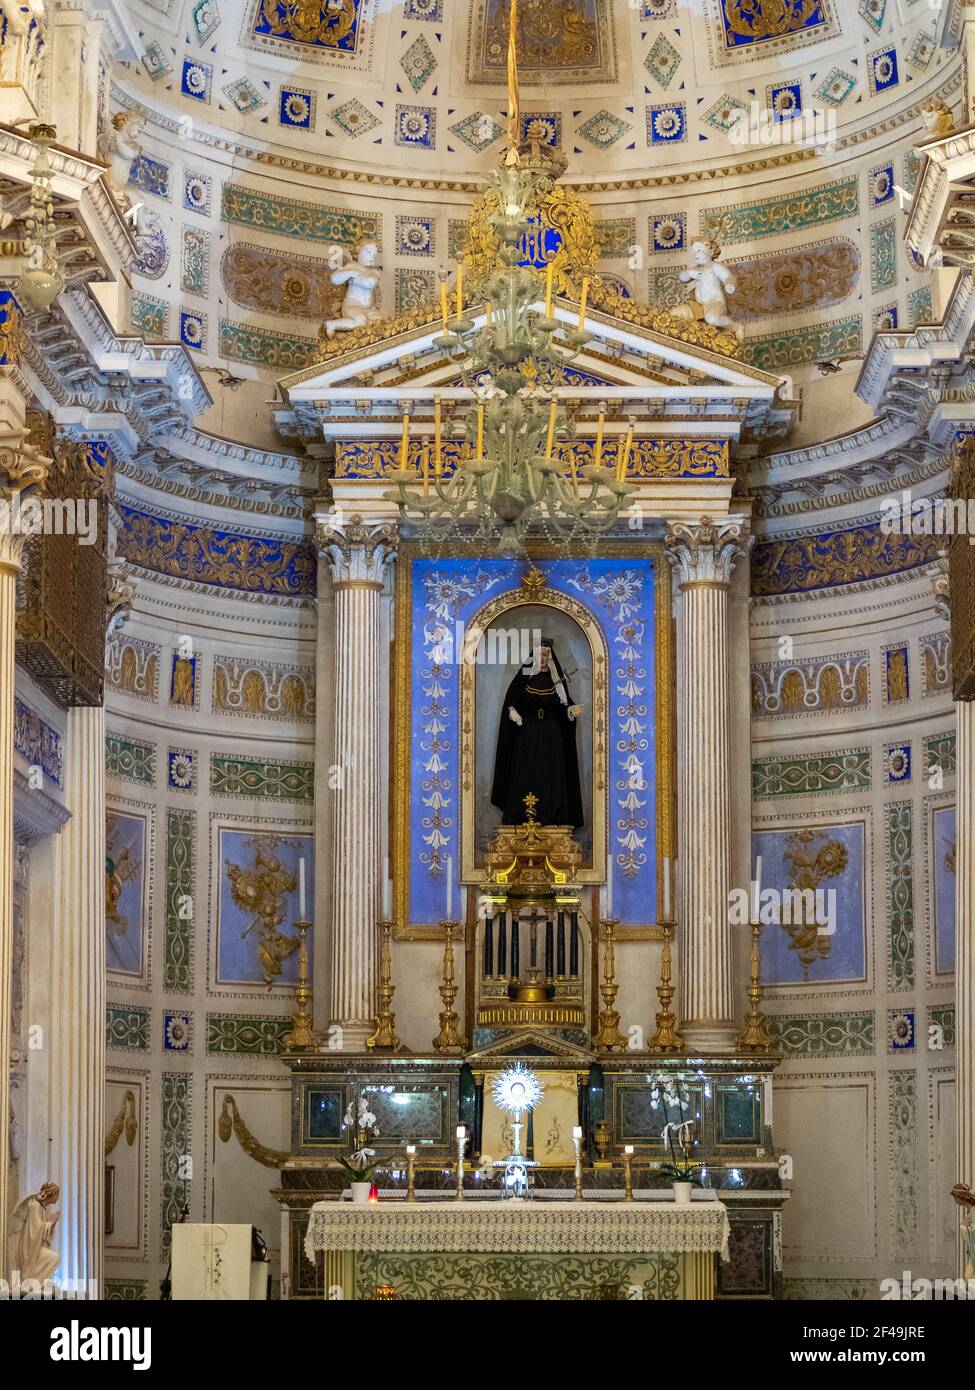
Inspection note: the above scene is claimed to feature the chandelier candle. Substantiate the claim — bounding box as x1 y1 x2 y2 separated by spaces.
618 420 634 484
440 278 449 333
544 260 555 318
400 411 410 471
422 438 430 496
434 398 443 475
476 404 485 462
456 263 464 322
545 399 557 457
594 410 606 469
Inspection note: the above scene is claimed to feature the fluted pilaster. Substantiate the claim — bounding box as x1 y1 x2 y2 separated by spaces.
666 516 747 1052
318 515 396 1050
0 399 49 1274
957 700 975 1273
49 705 106 1290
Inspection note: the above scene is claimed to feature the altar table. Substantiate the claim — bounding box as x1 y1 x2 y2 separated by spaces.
304 1199 730 1301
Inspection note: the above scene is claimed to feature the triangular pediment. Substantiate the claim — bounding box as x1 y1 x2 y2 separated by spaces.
466 1029 596 1065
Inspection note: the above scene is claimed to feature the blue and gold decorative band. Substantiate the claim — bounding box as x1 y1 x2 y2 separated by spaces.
117 502 315 597
751 518 939 596
335 437 729 480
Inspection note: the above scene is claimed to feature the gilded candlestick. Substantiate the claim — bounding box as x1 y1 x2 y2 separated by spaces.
367 920 403 1051
432 921 467 1054
737 919 774 1052
591 918 627 1051
282 921 318 1051
405 1145 417 1203
649 917 684 1053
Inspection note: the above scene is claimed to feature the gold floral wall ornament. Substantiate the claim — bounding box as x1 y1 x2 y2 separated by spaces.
463 175 600 297
224 842 300 986
217 1095 290 1168
588 279 743 359
105 1091 139 1155
780 828 848 974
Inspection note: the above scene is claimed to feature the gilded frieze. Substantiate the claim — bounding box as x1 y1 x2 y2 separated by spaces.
751 520 939 596
222 242 346 320
467 0 618 85
727 238 859 321
751 653 869 716
106 635 160 704
334 437 728 479
117 502 315 597
212 657 316 721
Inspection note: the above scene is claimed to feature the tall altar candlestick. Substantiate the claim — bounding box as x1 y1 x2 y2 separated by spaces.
545 399 557 458
298 858 306 920
405 1145 417 1203
455 1126 466 1201
572 1126 584 1201
399 411 410 470
578 275 589 329
623 1145 634 1203
663 855 671 921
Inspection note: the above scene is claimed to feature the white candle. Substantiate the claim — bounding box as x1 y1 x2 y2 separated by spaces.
572 1126 583 1141
663 855 671 920
298 858 306 919
606 857 613 919
752 854 763 922
383 854 391 919
624 1145 634 1156
456 1125 466 1140
446 854 453 920
406 1144 416 1156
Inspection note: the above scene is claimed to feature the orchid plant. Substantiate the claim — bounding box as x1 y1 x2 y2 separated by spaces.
337 1095 386 1184
648 1075 708 1188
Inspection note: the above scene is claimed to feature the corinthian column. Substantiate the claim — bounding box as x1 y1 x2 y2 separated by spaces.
665 516 747 1053
49 704 105 1291
956 700 975 1273
318 516 396 1050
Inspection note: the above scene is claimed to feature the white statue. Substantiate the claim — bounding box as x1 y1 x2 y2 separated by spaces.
7 1182 60 1286
97 110 146 199
323 240 382 337
672 237 744 343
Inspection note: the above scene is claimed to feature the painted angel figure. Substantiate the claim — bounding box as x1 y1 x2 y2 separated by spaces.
672 237 744 343
323 239 382 337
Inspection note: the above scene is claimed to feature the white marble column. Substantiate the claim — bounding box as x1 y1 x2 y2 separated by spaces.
318 517 396 1050
0 379 48 1273
666 516 747 1053
956 699 975 1273
49 704 105 1291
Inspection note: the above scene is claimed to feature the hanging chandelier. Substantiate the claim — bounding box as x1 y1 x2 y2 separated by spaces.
385 2 636 555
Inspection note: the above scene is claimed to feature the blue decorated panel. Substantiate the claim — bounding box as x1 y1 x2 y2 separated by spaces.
752 822 866 986
215 828 314 988
106 811 148 978
398 554 662 930
932 805 956 977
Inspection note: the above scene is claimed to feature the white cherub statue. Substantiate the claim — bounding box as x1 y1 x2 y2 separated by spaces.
671 236 744 343
323 239 382 337
97 109 146 200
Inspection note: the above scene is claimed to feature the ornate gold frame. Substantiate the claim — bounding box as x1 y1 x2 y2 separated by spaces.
392 541 674 941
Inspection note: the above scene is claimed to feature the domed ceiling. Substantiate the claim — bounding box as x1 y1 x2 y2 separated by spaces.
113 0 959 447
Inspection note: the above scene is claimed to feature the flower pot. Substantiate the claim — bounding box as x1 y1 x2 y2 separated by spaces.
672 1181 692 1205
350 1181 372 1204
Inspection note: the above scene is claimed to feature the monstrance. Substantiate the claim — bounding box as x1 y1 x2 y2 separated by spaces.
491 1064 544 1200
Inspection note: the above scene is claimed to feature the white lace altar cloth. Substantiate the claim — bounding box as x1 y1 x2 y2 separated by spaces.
304 1199 730 1265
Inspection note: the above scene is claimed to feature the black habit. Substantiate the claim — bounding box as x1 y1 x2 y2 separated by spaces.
490 644 584 829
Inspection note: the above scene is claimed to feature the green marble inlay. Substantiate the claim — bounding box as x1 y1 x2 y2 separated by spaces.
207 1014 291 1055
219 319 316 370
928 1004 955 1048
221 184 379 246
104 1279 149 1300
106 1004 150 1052
164 807 194 993
105 732 156 787
886 801 914 992
353 1252 683 1300
870 219 896 293
745 316 861 372
752 748 871 798
768 1010 875 1057
923 731 956 780
209 754 314 803
161 1073 191 1258
701 177 858 244
889 1070 918 1259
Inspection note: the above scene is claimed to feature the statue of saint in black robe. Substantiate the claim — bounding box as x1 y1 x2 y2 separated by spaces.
490 640 584 828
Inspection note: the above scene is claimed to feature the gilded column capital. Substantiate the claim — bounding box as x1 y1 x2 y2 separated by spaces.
664 515 749 589
317 512 398 588
0 442 50 574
